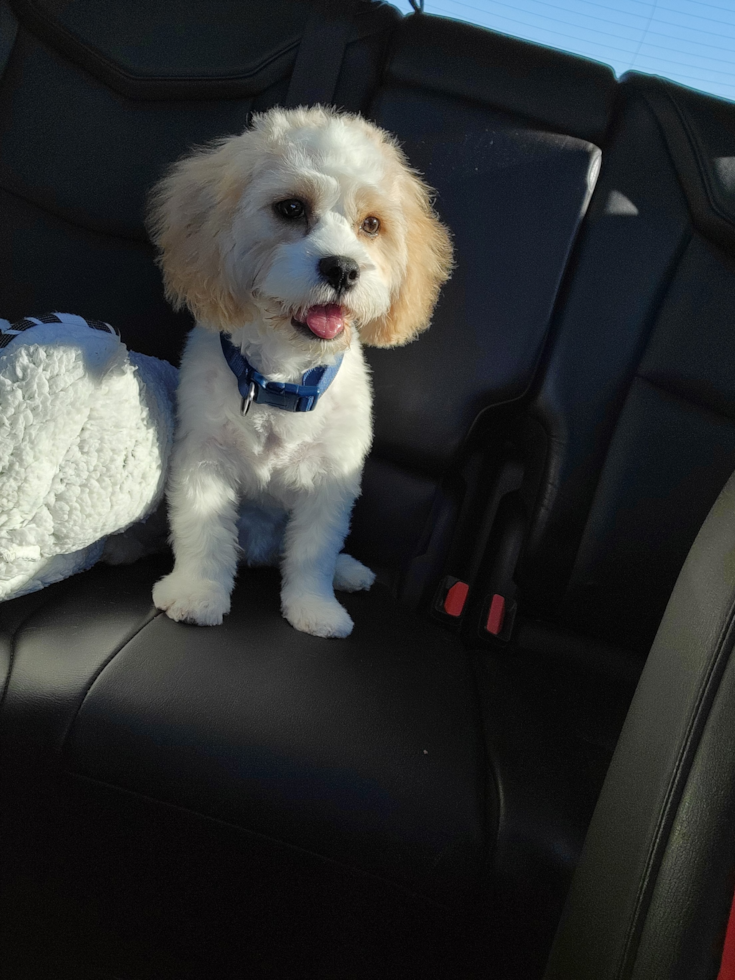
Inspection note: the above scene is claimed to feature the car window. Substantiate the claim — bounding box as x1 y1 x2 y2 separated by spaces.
394 0 735 103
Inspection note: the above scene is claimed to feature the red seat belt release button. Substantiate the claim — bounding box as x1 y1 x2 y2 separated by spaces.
486 594 506 635
443 581 469 618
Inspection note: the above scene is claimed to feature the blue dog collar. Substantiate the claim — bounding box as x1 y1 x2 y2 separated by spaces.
220 333 343 415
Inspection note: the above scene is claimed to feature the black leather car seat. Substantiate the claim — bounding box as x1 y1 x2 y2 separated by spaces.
546 468 735 980
519 73 735 657
2 1 735 978
0 1 618 976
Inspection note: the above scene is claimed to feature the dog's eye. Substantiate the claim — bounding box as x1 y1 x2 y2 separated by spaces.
274 199 307 220
361 216 380 236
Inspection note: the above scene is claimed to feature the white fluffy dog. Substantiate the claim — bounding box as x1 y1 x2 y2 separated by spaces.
148 106 452 637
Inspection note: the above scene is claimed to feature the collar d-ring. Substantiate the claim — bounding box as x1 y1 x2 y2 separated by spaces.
241 381 256 416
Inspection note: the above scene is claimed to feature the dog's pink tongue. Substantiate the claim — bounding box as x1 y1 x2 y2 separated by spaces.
305 304 345 339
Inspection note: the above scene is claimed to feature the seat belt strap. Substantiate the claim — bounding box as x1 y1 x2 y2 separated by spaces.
284 0 359 108
0 1 19 83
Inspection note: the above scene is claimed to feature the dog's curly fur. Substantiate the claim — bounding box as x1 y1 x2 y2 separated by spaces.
148 106 453 637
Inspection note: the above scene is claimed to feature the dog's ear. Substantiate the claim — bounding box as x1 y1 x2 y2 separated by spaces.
146 136 255 329
359 170 453 348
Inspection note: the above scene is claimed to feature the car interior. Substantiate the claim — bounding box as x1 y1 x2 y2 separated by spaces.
2 1 735 978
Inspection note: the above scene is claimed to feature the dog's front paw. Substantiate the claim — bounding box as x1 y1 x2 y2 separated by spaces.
152 572 230 626
333 553 376 593
282 593 354 638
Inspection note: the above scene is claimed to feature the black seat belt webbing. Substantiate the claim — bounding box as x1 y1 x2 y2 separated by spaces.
284 0 359 108
0 0 19 83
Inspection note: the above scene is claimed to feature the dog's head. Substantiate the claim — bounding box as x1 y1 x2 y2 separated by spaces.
147 107 453 357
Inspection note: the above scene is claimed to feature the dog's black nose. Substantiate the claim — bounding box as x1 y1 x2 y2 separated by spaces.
318 255 360 293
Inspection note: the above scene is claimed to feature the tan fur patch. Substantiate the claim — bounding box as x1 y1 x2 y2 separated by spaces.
147 136 256 330
359 153 453 348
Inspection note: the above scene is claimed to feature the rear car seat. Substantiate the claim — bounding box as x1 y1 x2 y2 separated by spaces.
520 73 735 656
2 2 735 978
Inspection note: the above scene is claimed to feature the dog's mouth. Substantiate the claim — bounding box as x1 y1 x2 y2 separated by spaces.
291 304 346 341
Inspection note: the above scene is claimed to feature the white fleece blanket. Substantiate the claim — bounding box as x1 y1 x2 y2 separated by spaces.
0 313 177 601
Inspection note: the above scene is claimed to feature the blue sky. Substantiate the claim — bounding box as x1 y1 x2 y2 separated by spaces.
393 0 735 103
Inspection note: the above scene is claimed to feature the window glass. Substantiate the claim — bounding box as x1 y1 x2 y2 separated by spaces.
393 0 735 103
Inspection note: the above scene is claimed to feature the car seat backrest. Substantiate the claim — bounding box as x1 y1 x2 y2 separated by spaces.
0 0 398 361
347 13 616 579
0 0 617 589
520 76 735 653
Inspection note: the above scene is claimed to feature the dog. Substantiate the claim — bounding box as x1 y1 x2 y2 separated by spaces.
148 106 453 637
